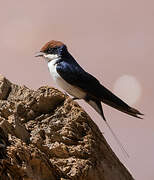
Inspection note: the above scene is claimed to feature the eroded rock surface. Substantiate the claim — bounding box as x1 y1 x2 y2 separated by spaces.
0 75 134 180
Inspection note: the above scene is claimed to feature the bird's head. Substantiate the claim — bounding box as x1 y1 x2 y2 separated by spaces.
35 40 67 62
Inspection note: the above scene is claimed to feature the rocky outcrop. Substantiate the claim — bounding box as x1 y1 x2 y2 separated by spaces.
0 75 134 180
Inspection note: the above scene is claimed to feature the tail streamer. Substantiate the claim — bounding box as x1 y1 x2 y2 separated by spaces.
105 121 129 158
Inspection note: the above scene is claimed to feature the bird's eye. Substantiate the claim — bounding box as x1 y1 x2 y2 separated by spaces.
47 47 57 54
47 47 53 53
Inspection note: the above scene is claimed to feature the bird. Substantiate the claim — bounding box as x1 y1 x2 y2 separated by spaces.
35 40 143 157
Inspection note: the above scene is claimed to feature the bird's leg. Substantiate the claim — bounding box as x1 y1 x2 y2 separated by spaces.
72 97 79 100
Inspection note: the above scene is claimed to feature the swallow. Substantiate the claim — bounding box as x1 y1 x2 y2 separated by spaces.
35 40 143 156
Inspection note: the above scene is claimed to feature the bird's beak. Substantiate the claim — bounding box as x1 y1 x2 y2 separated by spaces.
35 52 45 57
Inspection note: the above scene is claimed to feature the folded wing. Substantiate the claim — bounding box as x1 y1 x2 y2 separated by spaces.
56 60 143 119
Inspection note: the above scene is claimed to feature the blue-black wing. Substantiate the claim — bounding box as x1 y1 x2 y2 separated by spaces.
56 60 103 97
56 60 143 118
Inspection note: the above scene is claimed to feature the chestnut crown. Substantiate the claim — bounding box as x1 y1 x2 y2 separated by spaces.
40 40 67 56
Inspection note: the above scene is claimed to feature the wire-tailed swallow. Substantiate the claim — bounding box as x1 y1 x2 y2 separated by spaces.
35 40 143 156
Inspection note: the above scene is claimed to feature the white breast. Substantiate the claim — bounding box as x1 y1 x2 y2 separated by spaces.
47 60 86 99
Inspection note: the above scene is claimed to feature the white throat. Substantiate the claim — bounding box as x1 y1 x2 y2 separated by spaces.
44 53 61 82
44 54 60 62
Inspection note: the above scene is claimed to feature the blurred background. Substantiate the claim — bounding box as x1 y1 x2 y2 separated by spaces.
0 0 153 179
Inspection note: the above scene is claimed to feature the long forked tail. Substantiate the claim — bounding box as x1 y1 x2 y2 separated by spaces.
98 84 144 119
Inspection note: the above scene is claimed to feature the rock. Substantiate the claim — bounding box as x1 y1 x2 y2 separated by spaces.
0 75 134 180
0 75 11 100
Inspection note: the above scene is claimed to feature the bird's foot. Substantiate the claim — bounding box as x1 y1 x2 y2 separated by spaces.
72 97 79 101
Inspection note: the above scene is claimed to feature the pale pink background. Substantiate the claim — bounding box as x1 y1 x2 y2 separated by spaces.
0 1 153 179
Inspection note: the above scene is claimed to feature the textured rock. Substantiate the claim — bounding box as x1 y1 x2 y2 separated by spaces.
0 75 134 180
